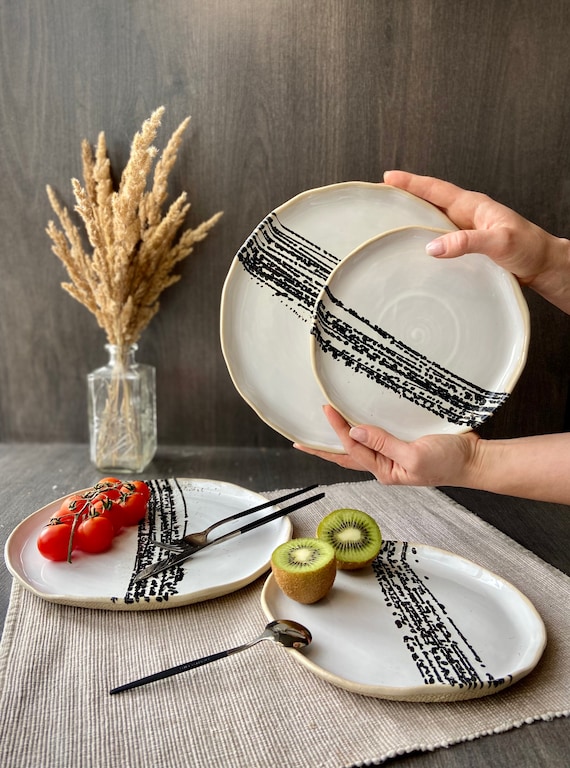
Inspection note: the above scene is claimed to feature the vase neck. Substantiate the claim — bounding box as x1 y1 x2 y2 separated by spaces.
105 344 138 367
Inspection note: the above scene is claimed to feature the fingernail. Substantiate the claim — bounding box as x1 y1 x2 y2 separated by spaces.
349 426 368 442
426 238 445 256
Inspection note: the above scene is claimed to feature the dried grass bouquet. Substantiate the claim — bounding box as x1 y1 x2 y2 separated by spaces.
45 107 222 471
46 106 222 347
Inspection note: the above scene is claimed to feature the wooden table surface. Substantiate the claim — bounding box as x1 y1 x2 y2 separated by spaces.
1 443 568 768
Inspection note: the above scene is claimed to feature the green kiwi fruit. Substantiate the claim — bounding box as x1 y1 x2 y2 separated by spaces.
316 508 382 570
271 538 336 604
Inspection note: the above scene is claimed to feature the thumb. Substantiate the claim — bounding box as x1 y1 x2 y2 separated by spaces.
348 425 403 457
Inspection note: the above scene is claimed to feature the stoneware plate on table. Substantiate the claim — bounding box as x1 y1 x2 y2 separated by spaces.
261 540 546 702
310 226 530 441
5 478 292 610
220 182 456 452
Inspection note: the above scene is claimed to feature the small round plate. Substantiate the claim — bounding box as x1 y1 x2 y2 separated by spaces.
261 541 546 702
220 182 456 451
310 226 530 440
5 478 292 610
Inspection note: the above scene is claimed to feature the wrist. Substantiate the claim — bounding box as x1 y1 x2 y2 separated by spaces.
454 434 495 492
529 234 570 313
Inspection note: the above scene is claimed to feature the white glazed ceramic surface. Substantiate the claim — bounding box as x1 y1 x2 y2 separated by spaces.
311 226 530 440
5 478 292 610
220 182 456 451
261 541 546 702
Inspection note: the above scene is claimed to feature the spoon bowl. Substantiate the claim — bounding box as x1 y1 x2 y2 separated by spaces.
259 619 312 649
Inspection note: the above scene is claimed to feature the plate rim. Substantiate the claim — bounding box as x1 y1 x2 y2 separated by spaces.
261 539 546 702
219 182 457 451
309 224 530 438
4 477 292 611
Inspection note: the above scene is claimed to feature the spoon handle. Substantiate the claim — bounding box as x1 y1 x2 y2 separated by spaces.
109 641 256 695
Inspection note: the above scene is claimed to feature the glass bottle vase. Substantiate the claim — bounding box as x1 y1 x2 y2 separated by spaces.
87 344 157 473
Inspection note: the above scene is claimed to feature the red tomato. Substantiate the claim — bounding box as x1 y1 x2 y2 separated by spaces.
93 477 122 497
52 494 89 527
92 487 122 503
121 480 150 504
92 497 124 534
97 476 121 487
37 522 74 562
58 493 89 516
51 510 77 526
75 515 115 553
120 491 148 526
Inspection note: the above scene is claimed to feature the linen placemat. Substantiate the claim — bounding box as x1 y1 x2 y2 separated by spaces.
1 480 568 768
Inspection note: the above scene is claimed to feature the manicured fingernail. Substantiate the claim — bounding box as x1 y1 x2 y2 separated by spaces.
349 426 368 442
426 238 445 256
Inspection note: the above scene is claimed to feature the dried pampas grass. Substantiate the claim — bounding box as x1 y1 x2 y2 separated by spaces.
46 106 222 347
45 108 222 471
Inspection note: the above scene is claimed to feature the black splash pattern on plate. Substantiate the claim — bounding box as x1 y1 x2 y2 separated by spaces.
372 541 510 690
121 479 188 604
236 211 339 317
313 286 509 428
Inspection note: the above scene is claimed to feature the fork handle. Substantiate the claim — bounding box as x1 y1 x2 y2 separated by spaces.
182 483 318 544
209 492 325 546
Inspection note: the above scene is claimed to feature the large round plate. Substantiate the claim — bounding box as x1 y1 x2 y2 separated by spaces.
5 478 292 610
261 541 546 702
311 226 530 440
220 182 456 451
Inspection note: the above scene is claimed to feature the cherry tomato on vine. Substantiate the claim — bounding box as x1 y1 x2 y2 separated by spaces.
37 522 74 562
92 486 122 504
96 477 121 488
92 497 124 533
74 515 115 554
120 491 148 526
37 477 150 563
51 510 78 526
58 493 89 516
121 480 150 504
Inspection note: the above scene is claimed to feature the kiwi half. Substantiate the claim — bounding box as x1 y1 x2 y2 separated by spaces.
271 538 336 604
316 508 382 570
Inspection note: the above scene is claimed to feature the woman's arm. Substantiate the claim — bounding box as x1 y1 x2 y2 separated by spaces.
295 406 570 505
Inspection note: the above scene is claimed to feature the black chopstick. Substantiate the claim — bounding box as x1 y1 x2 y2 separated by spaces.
220 483 319 525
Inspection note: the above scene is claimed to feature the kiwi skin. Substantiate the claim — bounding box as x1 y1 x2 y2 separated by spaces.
271 538 336 604
317 508 382 571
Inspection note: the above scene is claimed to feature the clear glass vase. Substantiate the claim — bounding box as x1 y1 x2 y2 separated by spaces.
87 344 157 473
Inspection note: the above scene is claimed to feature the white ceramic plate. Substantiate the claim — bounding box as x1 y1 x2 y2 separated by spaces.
5 478 292 610
311 226 530 440
261 541 546 702
220 182 456 451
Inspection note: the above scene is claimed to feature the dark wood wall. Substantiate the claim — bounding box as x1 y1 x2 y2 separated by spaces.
1 0 569 447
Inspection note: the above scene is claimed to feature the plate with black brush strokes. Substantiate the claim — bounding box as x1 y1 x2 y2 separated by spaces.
220 182 457 452
5 478 292 610
310 225 530 441
261 540 546 702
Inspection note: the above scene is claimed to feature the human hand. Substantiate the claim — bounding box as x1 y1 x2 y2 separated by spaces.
296 405 570 503
294 405 481 488
384 170 570 312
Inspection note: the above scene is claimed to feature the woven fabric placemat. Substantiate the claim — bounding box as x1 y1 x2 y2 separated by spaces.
1 480 569 768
